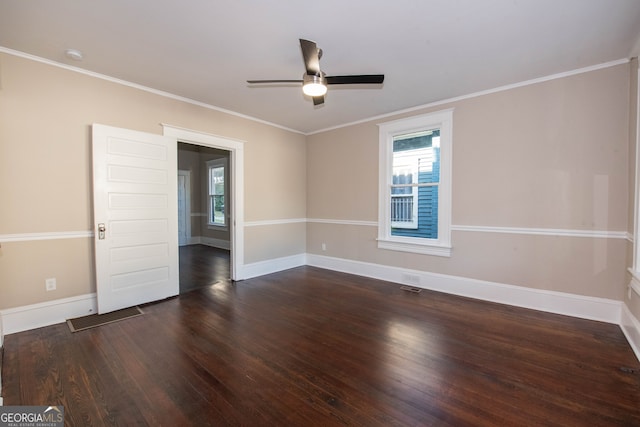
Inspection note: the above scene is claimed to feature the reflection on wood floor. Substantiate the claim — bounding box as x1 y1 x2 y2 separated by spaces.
179 244 230 294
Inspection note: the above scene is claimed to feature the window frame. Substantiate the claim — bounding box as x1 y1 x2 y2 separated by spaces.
206 158 227 228
377 109 453 257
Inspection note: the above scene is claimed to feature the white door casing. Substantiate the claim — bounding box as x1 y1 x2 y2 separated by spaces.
177 174 186 245
92 124 179 314
177 170 191 246
162 124 244 280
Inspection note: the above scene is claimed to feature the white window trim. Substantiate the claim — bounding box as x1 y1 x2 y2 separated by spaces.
206 157 228 229
377 108 453 257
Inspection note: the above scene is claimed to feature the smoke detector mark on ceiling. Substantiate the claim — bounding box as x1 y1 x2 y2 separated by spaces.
65 49 84 61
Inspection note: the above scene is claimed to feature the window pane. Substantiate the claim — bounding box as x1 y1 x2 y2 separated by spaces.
392 173 413 194
392 131 432 152
208 163 226 226
211 194 225 224
391 193 415 226
210 166 224 196
391 130 440 238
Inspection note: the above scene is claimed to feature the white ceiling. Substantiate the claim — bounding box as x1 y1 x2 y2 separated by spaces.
1 0 640 134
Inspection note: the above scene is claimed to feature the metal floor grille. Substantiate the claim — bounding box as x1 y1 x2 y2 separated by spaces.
67 306 143 332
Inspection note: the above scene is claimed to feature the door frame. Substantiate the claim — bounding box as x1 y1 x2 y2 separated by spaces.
163 124 244 281
177 169 192 246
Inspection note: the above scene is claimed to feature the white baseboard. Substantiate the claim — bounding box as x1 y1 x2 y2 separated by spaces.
200 237 231 250
0 254 633 360
0 294 97 339
307 254 623 324
240 254 307 280
1 254 622 337
182 236 230 250
621 304 640 361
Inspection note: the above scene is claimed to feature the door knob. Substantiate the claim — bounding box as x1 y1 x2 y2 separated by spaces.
98 223 106 240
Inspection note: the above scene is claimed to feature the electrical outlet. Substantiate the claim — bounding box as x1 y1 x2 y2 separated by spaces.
321 243 327 251
45 278 57 291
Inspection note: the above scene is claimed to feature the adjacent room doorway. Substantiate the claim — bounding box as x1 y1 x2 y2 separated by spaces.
163 124 245 285
177 142 232 293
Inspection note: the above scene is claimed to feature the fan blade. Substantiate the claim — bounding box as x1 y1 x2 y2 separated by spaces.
326 75 385 85
299 39 321 75
247 79 302 84
313 95 325 106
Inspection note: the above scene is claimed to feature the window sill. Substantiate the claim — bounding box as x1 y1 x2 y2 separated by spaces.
377 238 451 257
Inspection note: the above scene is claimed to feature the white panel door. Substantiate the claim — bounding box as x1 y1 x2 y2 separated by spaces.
92 124 179 314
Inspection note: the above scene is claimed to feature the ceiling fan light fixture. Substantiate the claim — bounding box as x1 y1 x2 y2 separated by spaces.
248 39 384 105
302 73 327 97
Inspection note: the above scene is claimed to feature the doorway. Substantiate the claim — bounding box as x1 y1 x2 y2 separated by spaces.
163 124 245 284
177 142 232 293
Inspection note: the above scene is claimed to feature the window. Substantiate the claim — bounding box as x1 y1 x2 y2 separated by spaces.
207 158 227 227
378 109 453 256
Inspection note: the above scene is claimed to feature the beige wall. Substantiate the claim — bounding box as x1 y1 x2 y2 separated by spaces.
0 239 94 308
307 63 631 300
0 51 635 312
0 52 306 310
245 223 307 264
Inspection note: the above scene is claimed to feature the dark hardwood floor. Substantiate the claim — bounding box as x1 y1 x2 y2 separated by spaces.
179 244 230 294
3 265 640 426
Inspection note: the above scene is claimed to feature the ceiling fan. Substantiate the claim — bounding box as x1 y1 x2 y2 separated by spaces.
247 39 385 105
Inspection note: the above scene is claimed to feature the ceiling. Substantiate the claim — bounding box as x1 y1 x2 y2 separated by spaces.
1 0 640 134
